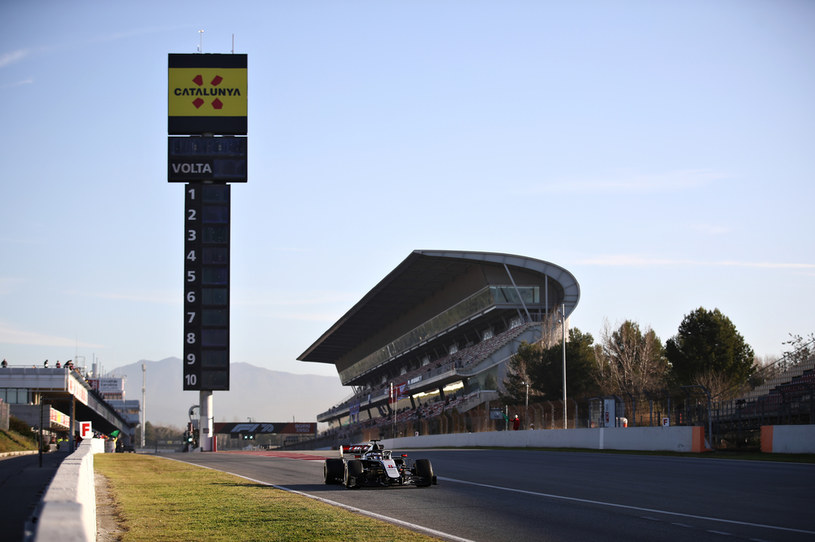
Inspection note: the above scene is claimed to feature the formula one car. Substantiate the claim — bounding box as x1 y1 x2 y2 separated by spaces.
324 440 437 489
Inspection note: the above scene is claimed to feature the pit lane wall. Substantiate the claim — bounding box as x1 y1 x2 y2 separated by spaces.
760 425 815 454
33 438 103 542
381 426 709 453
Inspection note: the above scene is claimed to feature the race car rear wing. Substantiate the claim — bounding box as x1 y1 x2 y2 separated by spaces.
340 444 369 458
340 442 406 460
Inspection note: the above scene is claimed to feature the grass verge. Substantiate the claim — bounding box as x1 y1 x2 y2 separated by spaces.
0 429 38 453
94 454 441 542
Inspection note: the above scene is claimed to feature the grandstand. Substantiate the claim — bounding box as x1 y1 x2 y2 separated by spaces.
298 250 580 437
712 355 815 434
705 341 815 446
743 356 815 401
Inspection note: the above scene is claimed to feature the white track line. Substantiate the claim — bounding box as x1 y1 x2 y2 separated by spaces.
163 457 473 542
275 482 476 542
439 476 815 536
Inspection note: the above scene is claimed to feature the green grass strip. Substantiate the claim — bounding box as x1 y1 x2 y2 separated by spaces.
0 429 38 452
95 454 441 541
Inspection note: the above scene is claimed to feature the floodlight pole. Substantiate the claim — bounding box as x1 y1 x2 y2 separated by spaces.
524 381 529 429
561 303 567 429
140 362 146 448
525 382 529 409
390 383 396 440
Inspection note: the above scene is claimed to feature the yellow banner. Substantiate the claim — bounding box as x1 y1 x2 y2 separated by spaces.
169 68 247 117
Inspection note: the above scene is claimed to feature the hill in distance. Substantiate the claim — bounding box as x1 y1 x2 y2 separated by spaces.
111 358 350 428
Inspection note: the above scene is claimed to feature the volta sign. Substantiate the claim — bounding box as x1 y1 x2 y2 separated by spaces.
168 136 247 182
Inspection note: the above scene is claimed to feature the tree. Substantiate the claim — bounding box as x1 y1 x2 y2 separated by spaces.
529 328 598 400
500 342 539 405
746 334 814 390
780 332 815 371
665 307 755 398
501 310 564 404
142 421 183 446
593 320 668 398
749 354 781 388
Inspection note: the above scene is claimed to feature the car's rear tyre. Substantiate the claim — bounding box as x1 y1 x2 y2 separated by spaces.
324 459 343 484
414 459 434 487
344 459 363 489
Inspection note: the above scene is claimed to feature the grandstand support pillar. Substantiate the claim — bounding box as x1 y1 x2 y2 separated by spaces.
504 263 532 322
69 396 75 451
409 395 416 409
545 275 549 320
438 387 446 402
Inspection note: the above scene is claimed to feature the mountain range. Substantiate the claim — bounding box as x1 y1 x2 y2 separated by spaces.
111 357 350 428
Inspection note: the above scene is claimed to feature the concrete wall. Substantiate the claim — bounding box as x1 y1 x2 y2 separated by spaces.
382 426 708 453
34 439 101 542
0 400 8 431
761 425 815 454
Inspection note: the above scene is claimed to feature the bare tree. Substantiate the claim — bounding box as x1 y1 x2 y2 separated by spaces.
781 333 815 371
748 355 782 389
539 309 564 349
593 320 668 398
693 369 749 401
501 343 540 404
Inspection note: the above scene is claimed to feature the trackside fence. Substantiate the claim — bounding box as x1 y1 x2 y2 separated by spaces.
292 381 813 452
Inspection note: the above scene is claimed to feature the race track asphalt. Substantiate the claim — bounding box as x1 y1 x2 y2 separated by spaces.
167 448 815 542
0 450 69 542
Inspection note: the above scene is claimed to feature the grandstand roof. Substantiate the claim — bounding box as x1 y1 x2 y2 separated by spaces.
298 250 580 366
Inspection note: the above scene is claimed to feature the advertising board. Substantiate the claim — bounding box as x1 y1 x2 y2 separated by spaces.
213 422 317 435
168 54 247 135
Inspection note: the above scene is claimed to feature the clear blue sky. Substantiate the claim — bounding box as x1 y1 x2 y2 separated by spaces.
2 1 813 379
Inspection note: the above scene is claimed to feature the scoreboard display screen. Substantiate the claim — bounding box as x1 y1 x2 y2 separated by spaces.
169 53 246 397
183 183 230 391
168 136 247 182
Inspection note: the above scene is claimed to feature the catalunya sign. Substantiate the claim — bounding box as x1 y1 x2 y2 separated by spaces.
168 54 247 135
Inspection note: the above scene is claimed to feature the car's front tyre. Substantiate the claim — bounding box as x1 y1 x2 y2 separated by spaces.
414 459 434 487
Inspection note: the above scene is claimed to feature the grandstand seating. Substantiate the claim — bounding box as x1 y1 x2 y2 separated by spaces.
742 357 815 399
319 322 539 430
354 321 536 402
368 391 476 430
714 362 814 429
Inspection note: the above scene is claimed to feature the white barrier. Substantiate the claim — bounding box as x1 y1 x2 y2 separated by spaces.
761 425 815 454
382 426 708 453
34 439 101 542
